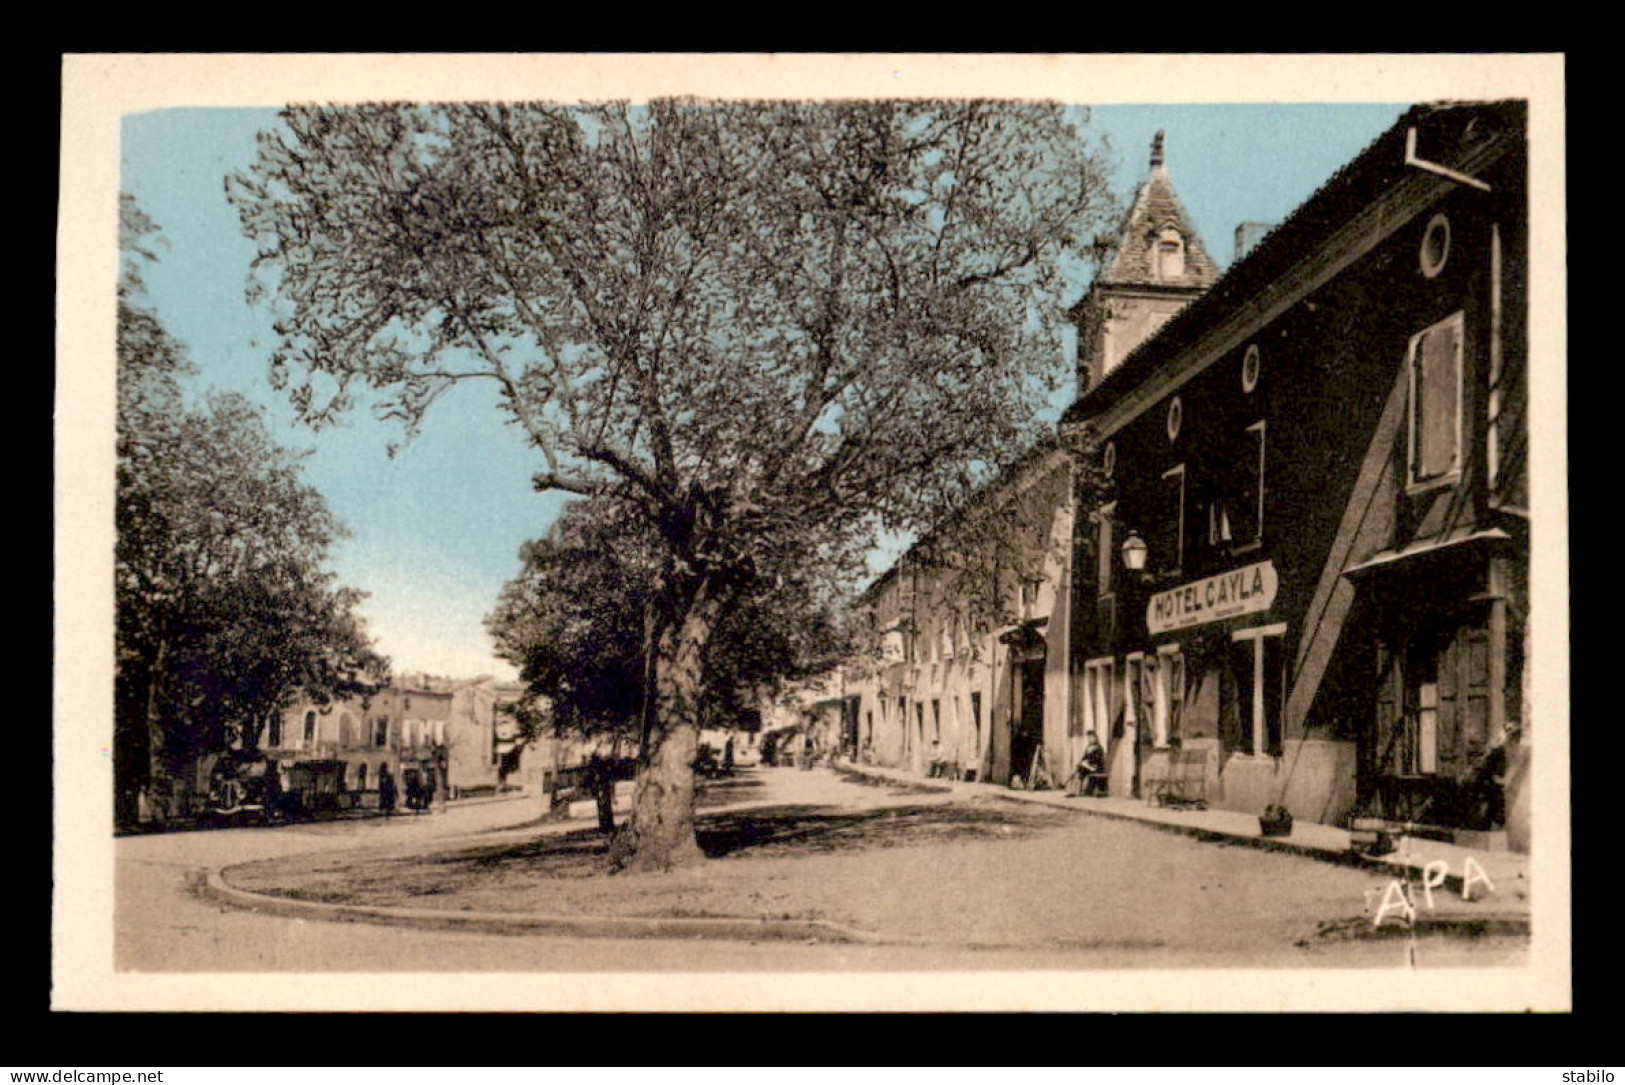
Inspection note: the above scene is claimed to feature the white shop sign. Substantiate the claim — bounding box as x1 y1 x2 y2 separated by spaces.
1147 559 1278 635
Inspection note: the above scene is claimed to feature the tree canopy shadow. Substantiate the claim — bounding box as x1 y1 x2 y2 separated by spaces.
695 801 1062 859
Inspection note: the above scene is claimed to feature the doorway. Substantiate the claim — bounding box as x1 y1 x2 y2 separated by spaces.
1011 658 1045 785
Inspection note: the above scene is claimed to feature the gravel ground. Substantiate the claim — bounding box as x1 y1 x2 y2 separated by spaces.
225 768 1528 964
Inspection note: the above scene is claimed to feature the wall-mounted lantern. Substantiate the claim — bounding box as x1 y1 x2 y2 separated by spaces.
1121 531 1149 574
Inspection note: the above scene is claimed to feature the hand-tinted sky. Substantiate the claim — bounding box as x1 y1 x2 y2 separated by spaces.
119 100 1407 681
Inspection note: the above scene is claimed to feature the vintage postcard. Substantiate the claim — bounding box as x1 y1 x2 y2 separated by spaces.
56 53 1568 1012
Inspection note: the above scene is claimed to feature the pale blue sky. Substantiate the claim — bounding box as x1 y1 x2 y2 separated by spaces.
119 101 1407 680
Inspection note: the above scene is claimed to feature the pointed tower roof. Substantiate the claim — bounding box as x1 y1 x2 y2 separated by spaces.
1097 130 1222 290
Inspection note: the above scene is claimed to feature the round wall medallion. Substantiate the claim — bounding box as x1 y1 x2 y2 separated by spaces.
1103 441 1116 477
1166 396 1183 441
1420 213 1451 278
1242 344 1261 392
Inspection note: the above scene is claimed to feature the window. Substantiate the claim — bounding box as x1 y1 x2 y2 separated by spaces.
1156 227 1186 280
1096 502 1116 598
1241 422 1265 546
1020 578 1040 619
1242 344 1261 392
970 692 983 761
303 710 317 747
374 715 390 748
1125 654 1147 740
268 715 283 747
339 712 354 746
1232 624 1287 757
1212 421 1266 551
1079 658 1116 743
1153 645 1185 747
1407 311 1465 491
1419 213 1450 278
1155 465 1186 574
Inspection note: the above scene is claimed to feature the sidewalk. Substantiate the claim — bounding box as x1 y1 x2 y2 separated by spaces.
833 761 1530 924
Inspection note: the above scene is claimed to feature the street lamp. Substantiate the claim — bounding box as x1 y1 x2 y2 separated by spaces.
1121 531 1149 575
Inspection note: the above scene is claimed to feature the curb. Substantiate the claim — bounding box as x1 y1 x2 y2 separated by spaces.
201 866 889 945
1307 912 1531 943
840 763 1525 904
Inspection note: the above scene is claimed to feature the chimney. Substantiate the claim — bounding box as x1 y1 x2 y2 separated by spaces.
1234 221 1273 263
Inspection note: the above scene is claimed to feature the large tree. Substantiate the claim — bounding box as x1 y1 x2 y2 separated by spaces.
229 100 1114 868
115 198 388 825
486 493 846 761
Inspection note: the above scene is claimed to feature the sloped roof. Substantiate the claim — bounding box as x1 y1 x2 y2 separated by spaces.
1064 100 1526 424
1097 131 1222 291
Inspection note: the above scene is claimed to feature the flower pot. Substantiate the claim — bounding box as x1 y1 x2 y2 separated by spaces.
1259 805 1293 837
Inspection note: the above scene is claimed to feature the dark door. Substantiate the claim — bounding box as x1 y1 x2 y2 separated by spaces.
1011 658 1045 785
1369 613 1495 826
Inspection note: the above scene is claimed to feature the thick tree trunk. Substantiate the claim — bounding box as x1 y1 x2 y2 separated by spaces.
610 580 725 873
137 637 171 822
113 652 156 829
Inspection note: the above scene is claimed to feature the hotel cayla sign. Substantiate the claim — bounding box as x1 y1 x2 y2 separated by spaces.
1147 560 1278 635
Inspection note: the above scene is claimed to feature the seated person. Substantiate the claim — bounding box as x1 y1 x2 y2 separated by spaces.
1078 734 1108 796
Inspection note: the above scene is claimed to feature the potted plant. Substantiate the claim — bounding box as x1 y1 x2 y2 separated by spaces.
1259 803 1293 837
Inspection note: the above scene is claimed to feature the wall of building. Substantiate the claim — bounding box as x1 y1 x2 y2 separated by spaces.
1066 105 1527 841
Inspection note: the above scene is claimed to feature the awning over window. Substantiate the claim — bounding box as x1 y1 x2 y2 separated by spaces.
1343 527 1512 578
998 618 1049 658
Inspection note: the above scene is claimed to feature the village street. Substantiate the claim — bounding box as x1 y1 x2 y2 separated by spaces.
114 766 1527 977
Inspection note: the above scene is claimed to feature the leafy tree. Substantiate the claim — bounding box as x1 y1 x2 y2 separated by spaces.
230 100 1114 868
486 495 846 838
115 198 388 825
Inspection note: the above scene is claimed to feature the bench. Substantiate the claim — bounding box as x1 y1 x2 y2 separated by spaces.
1147 747 1208 809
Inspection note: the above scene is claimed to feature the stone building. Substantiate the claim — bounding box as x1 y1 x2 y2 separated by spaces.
843 102 1532 851
267 674 536 809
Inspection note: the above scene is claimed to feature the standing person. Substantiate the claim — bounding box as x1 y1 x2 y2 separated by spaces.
378 764 397 816
723 735 736 774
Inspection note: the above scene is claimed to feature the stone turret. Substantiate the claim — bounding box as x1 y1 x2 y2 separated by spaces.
1071 131 1221 396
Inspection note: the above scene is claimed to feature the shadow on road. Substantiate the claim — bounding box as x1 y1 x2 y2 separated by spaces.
296 798 1067 885
696 802 1061 859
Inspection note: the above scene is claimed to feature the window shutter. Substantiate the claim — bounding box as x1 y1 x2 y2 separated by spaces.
1413 316 1463 483
1218 652 1244 756
1436 633 1462 776
1374 642 1402 776
1263 635 1285 757
1463 625 1493 763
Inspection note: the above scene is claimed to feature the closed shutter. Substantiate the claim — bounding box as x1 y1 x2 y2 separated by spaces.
1263 635 1285 757
1436 631 1462 777
1413 316 1463 483
1218 653 1243 757
1463 624 1493 768
1374 642 1402 776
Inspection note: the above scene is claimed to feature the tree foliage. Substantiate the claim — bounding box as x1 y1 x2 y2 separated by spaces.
487 495 848 745
114 197 388 823
230 100 1115 866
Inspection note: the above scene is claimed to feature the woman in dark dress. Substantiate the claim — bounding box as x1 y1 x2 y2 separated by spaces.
378 765 397 815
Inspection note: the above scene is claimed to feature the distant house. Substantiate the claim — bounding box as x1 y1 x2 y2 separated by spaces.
268 674 541 808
